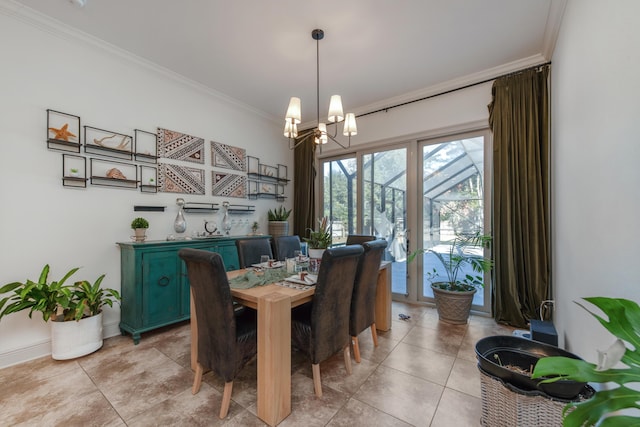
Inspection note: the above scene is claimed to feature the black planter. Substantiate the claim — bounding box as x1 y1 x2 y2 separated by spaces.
475 335 587 400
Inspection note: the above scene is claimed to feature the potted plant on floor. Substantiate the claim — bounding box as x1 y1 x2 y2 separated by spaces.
131 217 149 242
407 231 492 324
532 297 640 426
0 264 121 360
304 216 332 259
268 205 291 237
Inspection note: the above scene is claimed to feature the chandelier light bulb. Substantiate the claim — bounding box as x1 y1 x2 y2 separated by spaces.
343 113 358 136
327 95 344 123
285 97 301 124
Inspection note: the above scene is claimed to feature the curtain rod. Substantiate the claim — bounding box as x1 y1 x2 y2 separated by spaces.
357 61 551 118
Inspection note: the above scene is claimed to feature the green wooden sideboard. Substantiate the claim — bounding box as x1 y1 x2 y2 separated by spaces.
117 235 270 344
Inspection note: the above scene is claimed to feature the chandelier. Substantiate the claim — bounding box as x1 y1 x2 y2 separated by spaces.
284 29 357 150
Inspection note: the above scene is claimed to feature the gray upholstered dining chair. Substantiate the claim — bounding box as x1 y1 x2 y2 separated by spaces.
272 235 301 261
291 244 364 397
345 234 376 245
178 248 258 419
235 238 273 268
350 239 388 363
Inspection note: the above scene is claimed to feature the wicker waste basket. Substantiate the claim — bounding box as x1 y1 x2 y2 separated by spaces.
479 367 594 427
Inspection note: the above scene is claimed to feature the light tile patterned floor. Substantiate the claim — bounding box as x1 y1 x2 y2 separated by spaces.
0 302 514 426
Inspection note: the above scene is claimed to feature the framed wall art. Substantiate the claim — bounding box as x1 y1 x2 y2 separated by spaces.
159 163 205 194
213 171 247 198
158 127 204 164
211 141 246 171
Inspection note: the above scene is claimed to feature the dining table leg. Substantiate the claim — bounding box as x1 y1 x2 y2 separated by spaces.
257 291 292 426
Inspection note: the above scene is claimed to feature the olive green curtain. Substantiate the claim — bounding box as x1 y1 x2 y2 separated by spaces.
488 65 550 328
293 137 316 239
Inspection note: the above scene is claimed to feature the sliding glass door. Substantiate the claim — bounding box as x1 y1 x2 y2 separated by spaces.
319 129 490 313
418 131 490 312
362 147 408 296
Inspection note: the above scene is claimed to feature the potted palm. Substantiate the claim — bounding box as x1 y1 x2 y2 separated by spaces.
0 264 120 360
408 231 492 324
304 216 332 259
267 205 291 237
131 217 149 242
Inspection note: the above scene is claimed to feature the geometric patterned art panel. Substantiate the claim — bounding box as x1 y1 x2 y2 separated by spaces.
157 127 204 164
212 171 247 198
211 141 246 171
159 163 205 194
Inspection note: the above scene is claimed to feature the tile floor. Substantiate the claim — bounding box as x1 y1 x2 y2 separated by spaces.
0 302 514 426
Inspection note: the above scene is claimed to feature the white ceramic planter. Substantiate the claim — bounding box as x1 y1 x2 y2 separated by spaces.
308 248 325 259
51 312 103 360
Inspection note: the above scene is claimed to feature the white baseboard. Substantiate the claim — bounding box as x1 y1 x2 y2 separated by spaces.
0 319 121 370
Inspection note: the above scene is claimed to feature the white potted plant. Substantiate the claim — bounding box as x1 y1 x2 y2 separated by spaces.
0 265 120 360
304 217 332 259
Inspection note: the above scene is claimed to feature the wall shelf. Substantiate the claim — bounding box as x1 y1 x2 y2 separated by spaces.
84 126 133 160
183 202 219 213
246 156 288 200
47 109 81 153
227 204 256 214
62 154 87 188
134 205 166 212
134 129 158 163
89 158 138 189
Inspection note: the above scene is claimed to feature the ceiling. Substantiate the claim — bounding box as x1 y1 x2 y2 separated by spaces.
13 0 566 126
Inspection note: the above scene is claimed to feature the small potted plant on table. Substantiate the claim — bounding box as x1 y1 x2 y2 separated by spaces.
131 217 149 242
304 216 332 259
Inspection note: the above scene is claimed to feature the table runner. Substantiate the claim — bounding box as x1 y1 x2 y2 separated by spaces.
228 268 292 289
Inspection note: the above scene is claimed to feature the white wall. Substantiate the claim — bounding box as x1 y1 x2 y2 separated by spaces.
0 6 290 367
552 0 640 360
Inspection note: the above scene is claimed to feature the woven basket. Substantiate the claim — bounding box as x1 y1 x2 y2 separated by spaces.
268 221 289 237
479 367 594 427
432 285 476 324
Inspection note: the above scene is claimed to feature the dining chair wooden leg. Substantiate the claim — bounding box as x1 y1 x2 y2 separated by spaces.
352 335 361 363
343 345 352 375
192 363 204 394
312 363 323 397
370 323 378 347
219 381 233 419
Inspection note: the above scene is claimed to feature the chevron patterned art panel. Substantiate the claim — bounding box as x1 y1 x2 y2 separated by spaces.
158 128 204 164
212 141 246 170
212 171 247 198
159 163 205 194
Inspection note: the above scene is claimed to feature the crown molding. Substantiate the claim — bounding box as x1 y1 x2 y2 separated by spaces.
542 0 568 59
0 0 276 123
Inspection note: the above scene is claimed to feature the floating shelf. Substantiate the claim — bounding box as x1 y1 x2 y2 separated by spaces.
134 205 166 212
184 202 219 213
47 109 81 153
227 204 256 214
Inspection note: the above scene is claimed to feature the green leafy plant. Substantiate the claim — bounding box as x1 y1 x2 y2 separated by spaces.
532 297 640 426
70 168 79 173
407 231 492 291
267 206 291 221
251 221 259 233
0 265 120 322
304 216 332 249
131 217 149 229
0 265 78 321
68 274 121 321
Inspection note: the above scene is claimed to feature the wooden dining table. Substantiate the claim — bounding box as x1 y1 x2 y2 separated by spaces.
190 261 392 426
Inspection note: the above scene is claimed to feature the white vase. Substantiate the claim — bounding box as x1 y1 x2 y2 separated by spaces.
51 312 103 360
308 248 325 259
